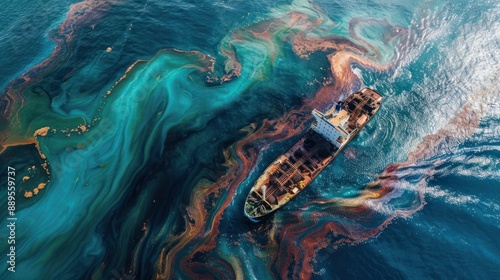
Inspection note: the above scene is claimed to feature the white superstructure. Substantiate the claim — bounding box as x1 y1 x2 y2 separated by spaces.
311 107 352 148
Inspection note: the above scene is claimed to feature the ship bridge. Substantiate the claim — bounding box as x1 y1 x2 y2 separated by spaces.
311 109 350 148
311 88 382 148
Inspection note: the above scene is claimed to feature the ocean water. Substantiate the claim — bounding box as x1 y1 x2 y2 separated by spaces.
0 0 498 279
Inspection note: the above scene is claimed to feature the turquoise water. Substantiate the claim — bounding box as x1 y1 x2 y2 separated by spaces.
0 0 498 279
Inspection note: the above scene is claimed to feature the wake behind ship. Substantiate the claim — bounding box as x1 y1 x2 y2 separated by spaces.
244 88 382 219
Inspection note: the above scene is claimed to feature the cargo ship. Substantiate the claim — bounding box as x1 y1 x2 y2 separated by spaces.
244 88 382 219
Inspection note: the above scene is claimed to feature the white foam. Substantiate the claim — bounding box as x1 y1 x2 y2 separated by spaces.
363 199 394 215
424 185 479 205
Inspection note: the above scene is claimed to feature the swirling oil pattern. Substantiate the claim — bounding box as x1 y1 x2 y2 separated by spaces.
0 0 498 279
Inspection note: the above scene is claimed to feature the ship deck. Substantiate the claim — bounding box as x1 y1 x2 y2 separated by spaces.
244 130 337 218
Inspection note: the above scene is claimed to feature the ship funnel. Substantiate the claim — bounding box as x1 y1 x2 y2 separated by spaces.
334 101 343 114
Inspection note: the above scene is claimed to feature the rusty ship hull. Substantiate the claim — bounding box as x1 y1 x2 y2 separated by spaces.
244 88 382 219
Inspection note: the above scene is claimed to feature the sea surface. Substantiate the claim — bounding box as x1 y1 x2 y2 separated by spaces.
0 0 498 279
